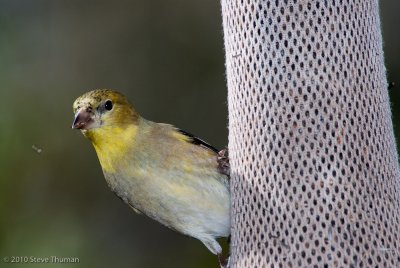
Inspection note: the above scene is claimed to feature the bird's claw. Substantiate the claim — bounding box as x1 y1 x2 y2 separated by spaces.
218 254 230 268
217 148 230 176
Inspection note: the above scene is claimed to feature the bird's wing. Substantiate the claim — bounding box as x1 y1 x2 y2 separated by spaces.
175 128 230 177
176 128 220 154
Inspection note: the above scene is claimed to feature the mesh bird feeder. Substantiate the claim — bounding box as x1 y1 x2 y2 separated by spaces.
221 0 400 266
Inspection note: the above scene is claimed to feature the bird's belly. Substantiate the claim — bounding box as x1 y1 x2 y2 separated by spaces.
104 171 230 238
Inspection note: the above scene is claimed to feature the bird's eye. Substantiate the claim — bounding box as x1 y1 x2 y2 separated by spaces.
105 100 113 111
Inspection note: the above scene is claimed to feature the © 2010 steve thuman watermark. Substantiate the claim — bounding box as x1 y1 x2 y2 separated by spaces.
2 255 80 264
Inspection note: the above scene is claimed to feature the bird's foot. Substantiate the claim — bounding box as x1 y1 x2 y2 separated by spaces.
218 254 230 268
217 148 230 176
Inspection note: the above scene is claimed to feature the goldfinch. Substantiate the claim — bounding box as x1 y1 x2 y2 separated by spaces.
72 89 230 263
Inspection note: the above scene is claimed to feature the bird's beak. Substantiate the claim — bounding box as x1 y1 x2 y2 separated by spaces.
72 109 94 129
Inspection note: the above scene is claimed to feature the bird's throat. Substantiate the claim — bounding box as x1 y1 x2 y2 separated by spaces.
84 125 138 173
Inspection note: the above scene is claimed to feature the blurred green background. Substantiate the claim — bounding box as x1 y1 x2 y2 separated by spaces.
0 1 398 268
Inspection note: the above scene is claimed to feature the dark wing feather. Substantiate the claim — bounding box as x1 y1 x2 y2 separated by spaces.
177 128 230 177
176 128 219 153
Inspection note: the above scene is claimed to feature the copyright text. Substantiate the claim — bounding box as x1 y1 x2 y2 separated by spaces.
2 256 80 264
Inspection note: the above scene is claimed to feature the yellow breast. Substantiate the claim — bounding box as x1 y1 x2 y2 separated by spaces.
84 125 137 173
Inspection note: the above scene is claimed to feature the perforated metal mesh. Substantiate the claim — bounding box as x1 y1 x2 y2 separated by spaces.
221 0 400 267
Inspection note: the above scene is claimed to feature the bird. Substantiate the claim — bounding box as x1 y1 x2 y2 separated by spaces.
72 89 230 265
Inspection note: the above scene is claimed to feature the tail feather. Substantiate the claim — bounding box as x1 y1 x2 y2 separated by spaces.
201 237 222 255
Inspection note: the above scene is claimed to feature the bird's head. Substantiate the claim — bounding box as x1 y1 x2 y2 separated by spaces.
72 89 139 134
